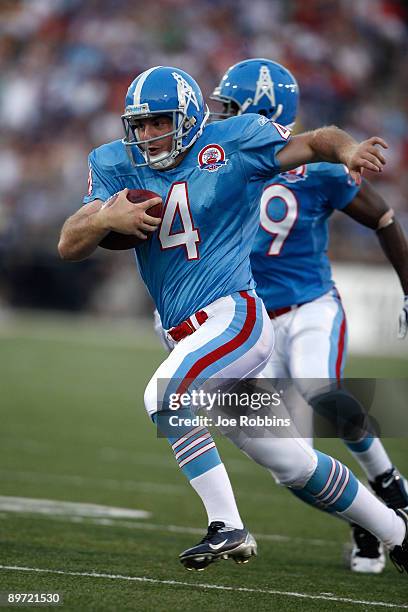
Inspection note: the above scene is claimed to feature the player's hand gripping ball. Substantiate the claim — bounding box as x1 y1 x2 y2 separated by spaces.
99 189 163 250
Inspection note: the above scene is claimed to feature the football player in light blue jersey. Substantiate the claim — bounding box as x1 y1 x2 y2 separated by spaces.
58 66 408 574
211 58 408 573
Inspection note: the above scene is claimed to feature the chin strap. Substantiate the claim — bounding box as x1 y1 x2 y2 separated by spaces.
149 156 178 170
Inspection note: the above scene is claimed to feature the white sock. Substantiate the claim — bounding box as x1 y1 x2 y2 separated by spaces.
190 463 243 529
339 482 405 548
350 438 393 480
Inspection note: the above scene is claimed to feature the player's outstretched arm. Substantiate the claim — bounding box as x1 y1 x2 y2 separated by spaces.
342 179 408 338
58 189 162 261
277 126 387 182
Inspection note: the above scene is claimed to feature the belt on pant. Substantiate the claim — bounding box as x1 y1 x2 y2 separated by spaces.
167 310 208 342
267 301 308 319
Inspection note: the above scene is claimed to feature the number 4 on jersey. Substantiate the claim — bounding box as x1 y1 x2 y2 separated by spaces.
159 182 200 260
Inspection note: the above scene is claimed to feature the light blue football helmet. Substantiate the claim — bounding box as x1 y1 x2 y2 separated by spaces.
122 66 209 169
210 58 299 128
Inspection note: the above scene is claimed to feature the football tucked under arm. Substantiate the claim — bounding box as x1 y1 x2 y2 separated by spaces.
99 189 163 250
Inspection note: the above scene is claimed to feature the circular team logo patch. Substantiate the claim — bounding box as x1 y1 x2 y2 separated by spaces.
197 144 228 173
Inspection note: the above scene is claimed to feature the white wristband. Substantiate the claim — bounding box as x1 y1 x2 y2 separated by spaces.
376 208 394 231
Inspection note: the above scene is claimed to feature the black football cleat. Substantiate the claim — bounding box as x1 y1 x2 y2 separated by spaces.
370 467 408 509
389 509 408 574
179 521 257 571
349 523 385 573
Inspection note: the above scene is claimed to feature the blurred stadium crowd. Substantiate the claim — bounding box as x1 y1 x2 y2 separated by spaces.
0 0 407 315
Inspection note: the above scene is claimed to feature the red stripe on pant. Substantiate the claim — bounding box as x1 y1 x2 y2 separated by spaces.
335 315 347 382
176 291 257 396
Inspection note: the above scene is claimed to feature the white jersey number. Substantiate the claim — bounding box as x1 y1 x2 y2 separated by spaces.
159 182 200 260
260 184 298 256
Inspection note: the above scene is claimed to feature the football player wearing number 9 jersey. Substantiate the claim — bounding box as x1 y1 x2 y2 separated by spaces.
58 66 408 574
211 58 408 573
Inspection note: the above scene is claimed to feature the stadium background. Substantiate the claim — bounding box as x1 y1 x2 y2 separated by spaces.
1 0 407 609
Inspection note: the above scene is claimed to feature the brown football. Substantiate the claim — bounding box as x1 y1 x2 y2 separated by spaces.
99 189 163 250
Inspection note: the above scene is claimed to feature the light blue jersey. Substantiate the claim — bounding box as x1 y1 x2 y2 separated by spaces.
250 163 359 310
84 114 290 328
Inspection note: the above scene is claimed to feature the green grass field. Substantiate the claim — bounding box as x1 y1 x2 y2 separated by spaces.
1 314 407 611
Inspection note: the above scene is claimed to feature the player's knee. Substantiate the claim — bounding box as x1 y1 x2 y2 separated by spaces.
273 449 317 488
270 439 317 487
241 437 317 487
309 388 374 441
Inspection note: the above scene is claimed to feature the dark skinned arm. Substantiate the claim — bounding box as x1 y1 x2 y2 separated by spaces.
342 179 408 294
341 178 408 338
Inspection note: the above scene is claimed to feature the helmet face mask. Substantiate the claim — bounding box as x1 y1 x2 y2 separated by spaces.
209 99 239 122
210 58 299 128
122 66 209 169
122 109 187 169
